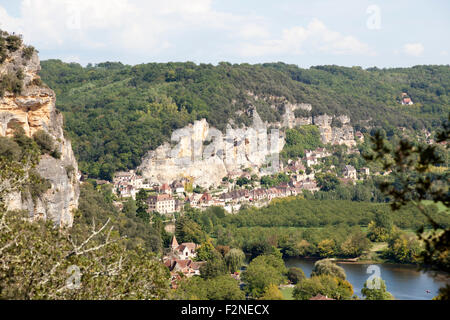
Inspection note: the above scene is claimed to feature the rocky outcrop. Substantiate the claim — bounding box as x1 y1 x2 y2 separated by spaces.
314 114 356 147
138 92 359 187
1 36 79 227
138 109 284 188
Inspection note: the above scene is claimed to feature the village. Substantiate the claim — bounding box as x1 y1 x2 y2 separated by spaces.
109 144 371 215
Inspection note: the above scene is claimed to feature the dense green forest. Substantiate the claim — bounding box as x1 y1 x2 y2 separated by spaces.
39 60 449 179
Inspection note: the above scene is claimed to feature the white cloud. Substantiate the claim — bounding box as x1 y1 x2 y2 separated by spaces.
239 19 374 57
403 43 424 57
0 0 248 53
0 2 375 62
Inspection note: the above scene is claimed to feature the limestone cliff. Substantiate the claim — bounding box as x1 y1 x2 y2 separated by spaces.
0 34 79 227
138 93 359 187
138 110 285 188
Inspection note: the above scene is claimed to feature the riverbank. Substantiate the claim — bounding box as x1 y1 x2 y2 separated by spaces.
284 257 449 300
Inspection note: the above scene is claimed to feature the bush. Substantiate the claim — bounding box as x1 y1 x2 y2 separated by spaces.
0 73 23 96
311 259 347 280
6 35 22 52
22 46 35 60
287 267 306 284
33 130 55 154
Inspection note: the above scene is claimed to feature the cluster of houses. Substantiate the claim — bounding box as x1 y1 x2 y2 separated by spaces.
111 146 372 216
302 148 331 167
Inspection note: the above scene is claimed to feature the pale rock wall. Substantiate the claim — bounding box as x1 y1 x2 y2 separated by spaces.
138 109 284 188
1 45 79 227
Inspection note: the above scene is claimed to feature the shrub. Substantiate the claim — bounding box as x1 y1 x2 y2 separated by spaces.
6 35 22 52
0 73 23 96
287 267 306 284
33 130 55 154
311 259 347 280
22 46 35 60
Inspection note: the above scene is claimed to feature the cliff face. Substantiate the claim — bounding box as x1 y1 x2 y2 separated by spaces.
138 94 359 187
138 110 285 188
0 35 79 227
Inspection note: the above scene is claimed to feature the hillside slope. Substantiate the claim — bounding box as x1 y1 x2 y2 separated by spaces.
39 60 449 179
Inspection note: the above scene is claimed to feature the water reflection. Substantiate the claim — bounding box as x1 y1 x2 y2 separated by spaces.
284 257 449 300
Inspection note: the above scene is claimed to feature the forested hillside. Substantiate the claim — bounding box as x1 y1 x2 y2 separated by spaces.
39 61 449 179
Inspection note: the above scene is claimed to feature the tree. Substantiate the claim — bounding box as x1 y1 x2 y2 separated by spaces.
0 211 170 299
196 240 216 262
361 277 394 300
287 267 306 284
316 173 340 191
242 254 287 298
293 274 353 300
311 259 346 280
259 284 284 300
175 216 207 244
365 118 450 298
224 248 245 273
174 275 244 300
367 211 394 242
340 230 371 257
317 239 335 257
200 251 227 280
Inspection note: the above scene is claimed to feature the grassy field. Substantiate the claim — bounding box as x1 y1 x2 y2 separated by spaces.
280 287 294 300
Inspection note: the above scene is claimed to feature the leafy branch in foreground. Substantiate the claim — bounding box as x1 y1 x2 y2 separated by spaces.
0 210 170 299
364 115 449 298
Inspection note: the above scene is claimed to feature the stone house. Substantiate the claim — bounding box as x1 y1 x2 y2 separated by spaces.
146 194 176 214
343 165 357 180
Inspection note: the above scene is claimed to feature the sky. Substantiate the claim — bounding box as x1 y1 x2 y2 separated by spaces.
0 0 449 68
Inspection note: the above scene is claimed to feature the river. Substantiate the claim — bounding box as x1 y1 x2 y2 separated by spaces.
284 257 449 300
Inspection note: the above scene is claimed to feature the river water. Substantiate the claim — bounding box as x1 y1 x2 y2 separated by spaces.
284 257 449 300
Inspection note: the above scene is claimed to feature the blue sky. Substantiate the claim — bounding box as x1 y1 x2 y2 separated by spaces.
0 0 448 68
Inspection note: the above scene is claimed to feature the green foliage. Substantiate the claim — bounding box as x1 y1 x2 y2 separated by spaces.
316 172 340 191
287 267 306 284
242 253 287 298
293 274 354 300
76 183 163 253
382 231 422 264
38 60 449 179
33 130 55 154
311 259 347 280
259 284 284 300
195 240 216 261
199 251 228 280
224 248 245 273
361 277 394 300
175 216 208 244
0 210 170 299
0 72 23 97
0 133 42 206
5 35 22 52
281 125 323 161
367 211 394 242
174 275 244 300
365 118 449 273
22 46 35 60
